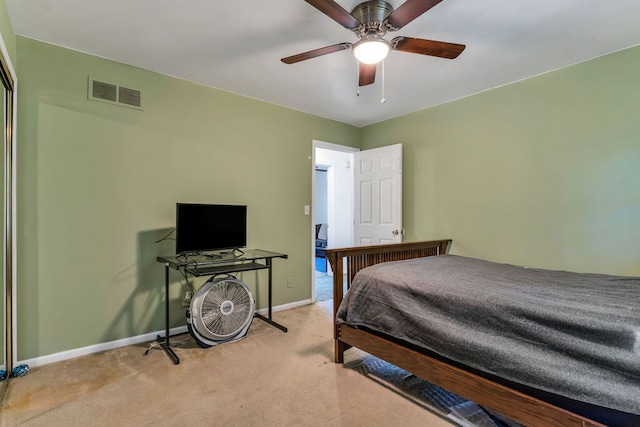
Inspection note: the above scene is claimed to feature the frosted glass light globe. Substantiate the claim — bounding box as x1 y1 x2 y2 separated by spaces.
353 38 391 64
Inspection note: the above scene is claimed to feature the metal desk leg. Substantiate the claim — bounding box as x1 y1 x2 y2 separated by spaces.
159 263 180 364
253 258 287 333
268 257 273 319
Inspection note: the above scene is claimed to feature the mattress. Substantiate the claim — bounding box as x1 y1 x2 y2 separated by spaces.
335 255 640 419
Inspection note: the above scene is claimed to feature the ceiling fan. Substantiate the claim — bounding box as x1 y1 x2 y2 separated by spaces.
281 0 466 86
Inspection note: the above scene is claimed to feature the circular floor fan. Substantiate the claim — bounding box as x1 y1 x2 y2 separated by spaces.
186 274 255 348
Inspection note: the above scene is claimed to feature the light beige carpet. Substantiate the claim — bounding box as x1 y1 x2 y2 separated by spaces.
0 300 455 427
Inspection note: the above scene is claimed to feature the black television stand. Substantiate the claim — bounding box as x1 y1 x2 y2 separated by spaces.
152 249 288 365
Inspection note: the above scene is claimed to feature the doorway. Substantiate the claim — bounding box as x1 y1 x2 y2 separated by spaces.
311 141 358 302
311 141 404 302
314 165 328 275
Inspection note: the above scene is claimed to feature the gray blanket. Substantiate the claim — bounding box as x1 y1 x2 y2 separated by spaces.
336 255 640 415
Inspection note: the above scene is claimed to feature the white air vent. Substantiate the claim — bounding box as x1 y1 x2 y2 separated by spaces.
88 76 143 110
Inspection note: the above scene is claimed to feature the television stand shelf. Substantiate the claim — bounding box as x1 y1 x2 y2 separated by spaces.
153 249 288 365
185 261 268 277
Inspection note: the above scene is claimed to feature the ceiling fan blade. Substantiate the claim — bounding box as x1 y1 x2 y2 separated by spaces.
392 36 465 59
385 0 444 30
359 62 376 86
281 43 351 64
305 0 361 29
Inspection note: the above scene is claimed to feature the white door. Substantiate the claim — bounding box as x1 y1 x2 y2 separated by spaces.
354 144 403 246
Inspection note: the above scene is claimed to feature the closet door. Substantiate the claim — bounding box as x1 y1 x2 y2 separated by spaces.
0 67 4 379
0 39 15 386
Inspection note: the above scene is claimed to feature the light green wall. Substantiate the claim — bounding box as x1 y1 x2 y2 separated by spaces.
16 36 359 360
0 0 15 65
13 30 640 360
363 45 640 276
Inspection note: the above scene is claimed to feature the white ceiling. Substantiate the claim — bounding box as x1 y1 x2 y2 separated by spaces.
5 0 640 127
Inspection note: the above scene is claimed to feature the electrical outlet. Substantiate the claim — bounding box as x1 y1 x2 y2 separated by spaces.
287 277 294 288
182 290 193 307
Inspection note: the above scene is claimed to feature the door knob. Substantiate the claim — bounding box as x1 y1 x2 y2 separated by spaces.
392 229 399 236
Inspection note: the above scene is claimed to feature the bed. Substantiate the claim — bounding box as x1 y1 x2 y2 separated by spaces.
325 240 640 427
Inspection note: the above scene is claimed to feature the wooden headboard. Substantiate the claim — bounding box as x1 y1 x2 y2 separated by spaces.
325 239 451 305
324 239 452 347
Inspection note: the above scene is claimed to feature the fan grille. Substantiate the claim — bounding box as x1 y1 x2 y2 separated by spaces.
189 277 255 344
199 280 253 338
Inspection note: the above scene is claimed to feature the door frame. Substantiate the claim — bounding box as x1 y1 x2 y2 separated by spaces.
311 140 358 302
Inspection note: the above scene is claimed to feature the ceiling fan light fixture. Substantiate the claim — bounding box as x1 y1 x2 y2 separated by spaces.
353 37 391 64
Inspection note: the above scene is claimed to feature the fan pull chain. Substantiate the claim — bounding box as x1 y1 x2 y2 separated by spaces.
356 60 360 97
380 59 386 104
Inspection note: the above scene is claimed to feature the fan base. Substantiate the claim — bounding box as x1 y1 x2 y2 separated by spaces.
351 0 394 25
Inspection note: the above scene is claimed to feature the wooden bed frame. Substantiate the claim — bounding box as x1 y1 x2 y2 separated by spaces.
325 240 606 427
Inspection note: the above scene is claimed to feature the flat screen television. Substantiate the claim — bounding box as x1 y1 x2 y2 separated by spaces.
175 203 247 254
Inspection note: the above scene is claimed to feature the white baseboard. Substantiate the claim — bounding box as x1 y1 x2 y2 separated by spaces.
19 325 189 368
19 299 313 368
256 298 312 314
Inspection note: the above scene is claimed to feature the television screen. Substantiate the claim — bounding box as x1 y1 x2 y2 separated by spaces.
175 203 247 254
